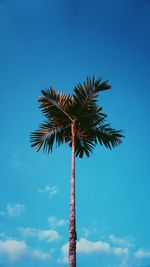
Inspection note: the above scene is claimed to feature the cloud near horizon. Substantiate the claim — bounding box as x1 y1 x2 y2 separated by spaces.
0 239 27 261
59 237 150 266
59 238 121 263
0 233 150 266
0 239 53 262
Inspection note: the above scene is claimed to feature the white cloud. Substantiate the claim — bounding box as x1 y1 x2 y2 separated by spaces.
77 238 110 254
6 203 25 217
18 227 60 242
0 238 54 263
38 229 60 242
57 228 150 266
113 247 129 256
38 185 59 198
58 242 68 263
135 248 150 258
0 239 27 261
59 238 111 263
48 216 68 229
109 234 134 248
59 238 131 264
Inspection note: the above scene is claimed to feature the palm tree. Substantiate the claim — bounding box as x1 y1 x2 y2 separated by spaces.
30 76 124 267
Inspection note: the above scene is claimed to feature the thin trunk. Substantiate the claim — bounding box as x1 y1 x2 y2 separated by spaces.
69 122 76 267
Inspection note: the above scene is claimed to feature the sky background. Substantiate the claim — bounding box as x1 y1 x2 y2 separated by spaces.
0 0 150 266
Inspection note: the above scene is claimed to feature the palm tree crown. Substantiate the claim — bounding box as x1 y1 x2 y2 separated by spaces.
30 76 123 156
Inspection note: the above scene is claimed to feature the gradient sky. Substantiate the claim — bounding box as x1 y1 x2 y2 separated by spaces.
0 0 150 266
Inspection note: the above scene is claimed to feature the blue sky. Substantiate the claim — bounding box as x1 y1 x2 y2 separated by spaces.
0 0 150 266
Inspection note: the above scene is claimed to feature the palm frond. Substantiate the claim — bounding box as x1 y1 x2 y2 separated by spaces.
73 76 111 105
39 87 73 124
94 124 124 149
69 136 95 158
30 122 69 153
72 77 111 123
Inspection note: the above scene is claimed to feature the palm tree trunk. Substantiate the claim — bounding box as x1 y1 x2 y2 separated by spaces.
69 122 76 267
